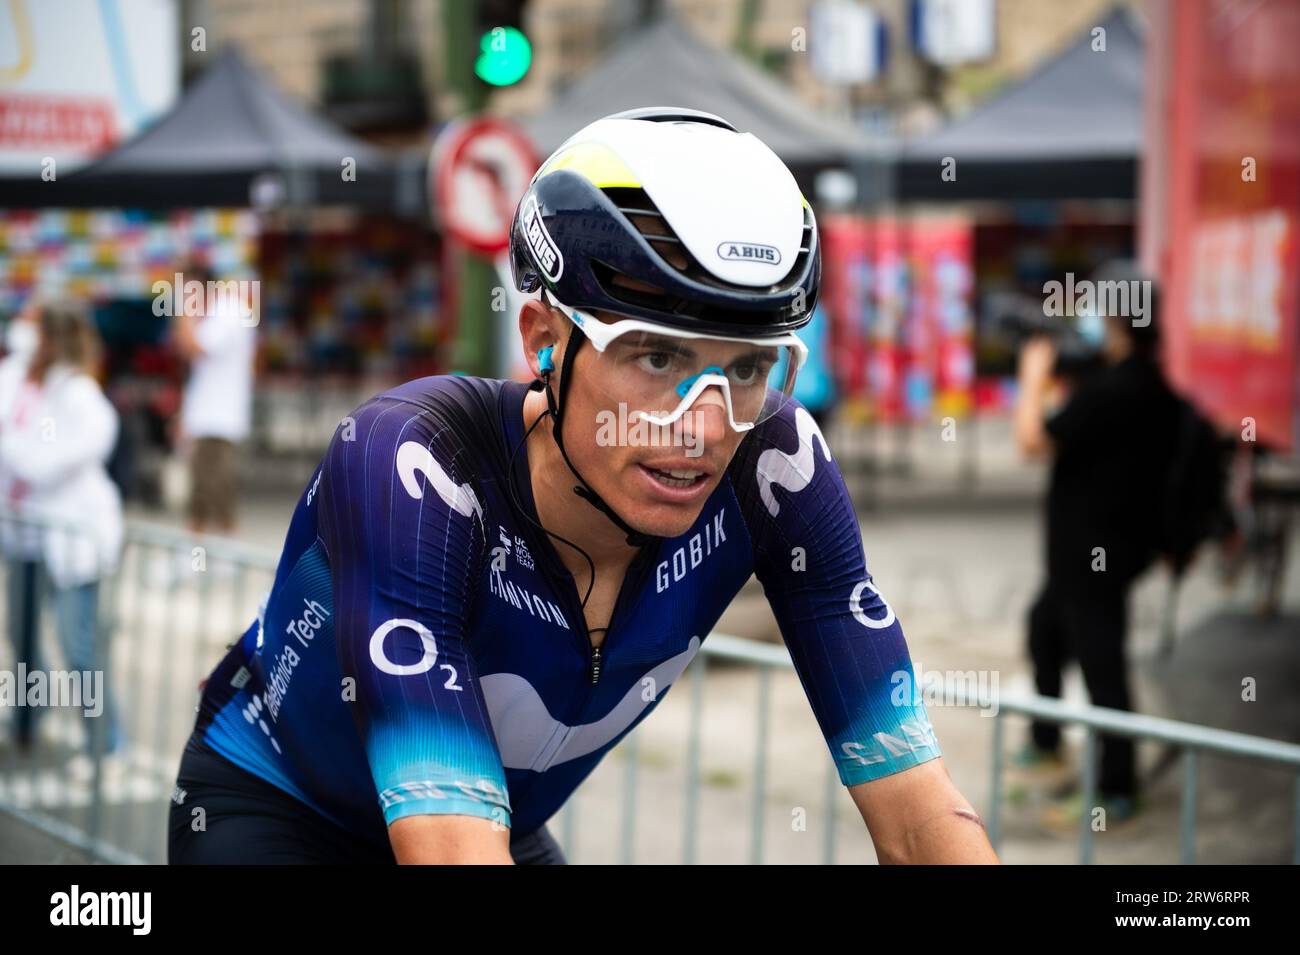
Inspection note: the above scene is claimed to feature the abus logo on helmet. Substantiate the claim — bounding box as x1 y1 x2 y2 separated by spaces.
717 241 780 265
523 195 563 282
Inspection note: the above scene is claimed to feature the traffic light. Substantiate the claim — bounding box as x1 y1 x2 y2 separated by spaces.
475 0 532 87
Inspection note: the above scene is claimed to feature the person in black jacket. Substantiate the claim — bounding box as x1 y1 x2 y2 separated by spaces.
1013 264 1182 827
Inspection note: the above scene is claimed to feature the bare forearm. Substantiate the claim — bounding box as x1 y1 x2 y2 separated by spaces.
884 807 1001 864
388 814 514 864
851 761 1001 865
1014 337 1057 459
1014 379 1051 458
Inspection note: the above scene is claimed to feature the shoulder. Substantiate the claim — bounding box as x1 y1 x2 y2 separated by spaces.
0 357 27 404
1046 365 1129 433
320 375 511 514
51 368 111 408
377 373 510 422
313 378 496 568
333 375 508 454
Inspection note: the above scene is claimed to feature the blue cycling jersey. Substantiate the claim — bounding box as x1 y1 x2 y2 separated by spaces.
193 374 940 850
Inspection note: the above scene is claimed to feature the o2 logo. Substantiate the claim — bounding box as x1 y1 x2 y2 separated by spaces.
850 579 896 630
369 618 462 690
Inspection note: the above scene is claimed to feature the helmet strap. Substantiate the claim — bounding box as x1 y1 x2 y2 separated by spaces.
542 326 656 550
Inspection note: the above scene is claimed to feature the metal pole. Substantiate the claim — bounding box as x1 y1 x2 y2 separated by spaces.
620 730 638 864
750 665 770 865
822 758 838 864
1180 748 1198 864
441 0 496 377
560 796 577 864
683 654 707 864
1079 728 1098 864
1293 770 1300 865
988 710 1004 852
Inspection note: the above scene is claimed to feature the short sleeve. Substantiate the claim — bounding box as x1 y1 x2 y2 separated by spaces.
1044 374 1121 451
729 395 942 788
315 396 511 829
194 310 238 356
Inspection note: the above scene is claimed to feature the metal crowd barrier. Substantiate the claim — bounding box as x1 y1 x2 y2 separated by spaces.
1 509 276 864
2 510 1297 864
550 635 1300 865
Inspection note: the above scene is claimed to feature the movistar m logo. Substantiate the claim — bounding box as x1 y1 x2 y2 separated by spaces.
395 441 483 525
481 636 702 771
755 406 830 517
717 241 781 265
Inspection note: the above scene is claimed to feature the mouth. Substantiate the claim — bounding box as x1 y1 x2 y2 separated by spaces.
636 462 713 499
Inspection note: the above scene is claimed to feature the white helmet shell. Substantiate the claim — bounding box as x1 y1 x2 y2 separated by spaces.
555 116 806 288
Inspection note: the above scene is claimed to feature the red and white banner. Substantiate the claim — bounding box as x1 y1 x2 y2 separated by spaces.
0 0 177 173
821 213 974 422
1143 0 1300 451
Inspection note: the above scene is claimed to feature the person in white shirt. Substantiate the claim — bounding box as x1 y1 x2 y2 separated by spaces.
0 301 126 757
172 266 256 536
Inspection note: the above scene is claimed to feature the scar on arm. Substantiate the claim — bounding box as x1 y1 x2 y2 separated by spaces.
909 804 988 841
952 807 986 831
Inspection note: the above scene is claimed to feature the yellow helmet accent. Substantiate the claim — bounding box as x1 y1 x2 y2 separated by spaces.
537 142 642 189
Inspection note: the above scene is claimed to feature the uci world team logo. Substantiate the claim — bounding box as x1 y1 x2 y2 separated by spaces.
717 241 781 265
523 195 563 282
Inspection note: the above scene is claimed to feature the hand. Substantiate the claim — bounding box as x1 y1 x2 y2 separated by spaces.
1017 336 1056 387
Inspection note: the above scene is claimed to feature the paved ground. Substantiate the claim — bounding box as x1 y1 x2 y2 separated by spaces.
3 416 1296 863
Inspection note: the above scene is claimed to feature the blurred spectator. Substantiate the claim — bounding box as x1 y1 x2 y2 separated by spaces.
0 301 126 760
1 296 45 751
1012 263 1182 827
172 265 256 537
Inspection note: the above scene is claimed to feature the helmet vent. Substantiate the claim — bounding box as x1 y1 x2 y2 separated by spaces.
600 186 808 294
601 187 694 276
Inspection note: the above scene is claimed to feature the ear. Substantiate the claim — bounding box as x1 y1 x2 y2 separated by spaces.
519 298 563 379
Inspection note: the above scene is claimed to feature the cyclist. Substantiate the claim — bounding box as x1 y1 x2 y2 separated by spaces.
168 108 998 865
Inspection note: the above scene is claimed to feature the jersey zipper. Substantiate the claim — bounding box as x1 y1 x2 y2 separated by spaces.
582 544 654 687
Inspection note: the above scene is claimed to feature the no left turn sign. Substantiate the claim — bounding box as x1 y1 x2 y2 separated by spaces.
431 116 539 256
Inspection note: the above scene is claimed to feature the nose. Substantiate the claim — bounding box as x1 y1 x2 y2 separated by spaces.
681 386 729 447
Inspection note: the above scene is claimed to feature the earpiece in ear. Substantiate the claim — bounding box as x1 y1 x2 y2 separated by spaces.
537 345 555 375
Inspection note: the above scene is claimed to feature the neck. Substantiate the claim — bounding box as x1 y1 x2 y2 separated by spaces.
521 385 640 581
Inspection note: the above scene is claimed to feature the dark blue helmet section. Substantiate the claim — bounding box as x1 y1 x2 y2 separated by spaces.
510 168 820 337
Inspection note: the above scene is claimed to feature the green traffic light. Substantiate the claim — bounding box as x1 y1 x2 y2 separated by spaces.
475 26 532 86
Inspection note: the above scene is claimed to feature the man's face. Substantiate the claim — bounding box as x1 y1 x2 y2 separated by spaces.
556 317 762 540
1102 314 1131 364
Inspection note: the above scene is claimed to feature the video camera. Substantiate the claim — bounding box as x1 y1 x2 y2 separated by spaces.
984 290 1106 381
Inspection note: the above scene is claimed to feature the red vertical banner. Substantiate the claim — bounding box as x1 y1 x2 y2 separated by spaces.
820 213 975 423
821 215 872 400
906 216 975 422
1150 0 1300 451
872 216 907 422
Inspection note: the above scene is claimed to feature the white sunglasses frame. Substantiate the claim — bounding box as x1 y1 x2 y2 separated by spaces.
542 293 810 433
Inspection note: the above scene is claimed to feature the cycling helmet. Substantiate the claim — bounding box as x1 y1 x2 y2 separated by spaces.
509 107 820 335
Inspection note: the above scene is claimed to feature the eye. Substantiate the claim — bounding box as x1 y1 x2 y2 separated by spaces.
729 359 773 386
636 351 678 375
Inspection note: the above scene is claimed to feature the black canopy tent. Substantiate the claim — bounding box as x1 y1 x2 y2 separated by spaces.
0 48 395 210
896 8 1144 202
518 17 894 198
